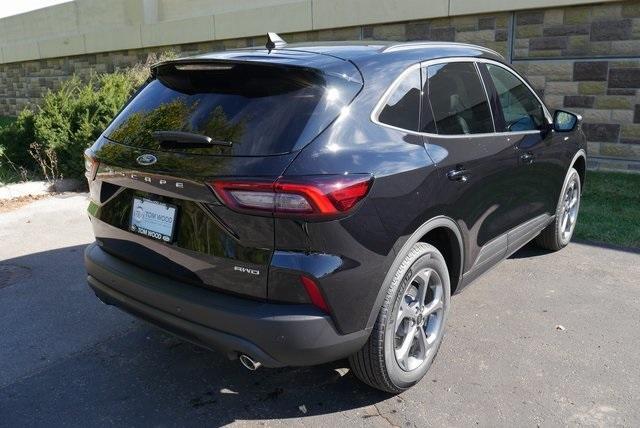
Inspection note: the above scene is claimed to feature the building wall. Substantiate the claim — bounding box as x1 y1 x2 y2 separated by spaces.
0 0 639 171
0 0 613 61
510 3 640 170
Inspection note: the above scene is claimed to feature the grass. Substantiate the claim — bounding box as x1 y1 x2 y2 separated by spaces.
574 171 640 249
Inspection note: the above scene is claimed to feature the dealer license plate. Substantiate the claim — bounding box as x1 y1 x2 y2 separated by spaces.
130 197 177 242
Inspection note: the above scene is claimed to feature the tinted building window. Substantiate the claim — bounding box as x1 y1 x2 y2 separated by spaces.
426 62 494 135
485 64 545 132
378 68 421 132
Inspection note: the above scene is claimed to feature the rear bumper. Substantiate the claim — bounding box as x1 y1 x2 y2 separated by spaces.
85 243 369 367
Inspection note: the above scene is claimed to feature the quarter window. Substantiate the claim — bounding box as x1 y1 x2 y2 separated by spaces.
378 68 421 132
425 62 494 135
485 64 545 132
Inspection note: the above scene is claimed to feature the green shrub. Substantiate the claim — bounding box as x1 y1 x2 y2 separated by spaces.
0 112 35 180
0 116 15 129
0 50 176 182
32 73 137 178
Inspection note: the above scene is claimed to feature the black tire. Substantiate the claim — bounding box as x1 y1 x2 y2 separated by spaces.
535 167 581 251
349 243 450 393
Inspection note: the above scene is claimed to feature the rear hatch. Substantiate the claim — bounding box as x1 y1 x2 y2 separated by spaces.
86 51 362 300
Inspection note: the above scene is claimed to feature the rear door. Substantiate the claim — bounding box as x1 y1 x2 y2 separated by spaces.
420 60 517 274
87 57 362 299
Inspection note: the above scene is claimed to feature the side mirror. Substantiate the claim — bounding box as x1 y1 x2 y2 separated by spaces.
553 110 580 132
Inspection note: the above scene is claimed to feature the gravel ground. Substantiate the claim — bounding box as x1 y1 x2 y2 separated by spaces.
1 194 639 427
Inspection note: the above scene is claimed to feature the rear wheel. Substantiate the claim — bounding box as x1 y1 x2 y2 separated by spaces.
349 243 450 393
536 167 581 251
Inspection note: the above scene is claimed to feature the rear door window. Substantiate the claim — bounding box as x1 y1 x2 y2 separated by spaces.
425 62 494 135
377 67 421 132
483 64 545 132
104 62 361 156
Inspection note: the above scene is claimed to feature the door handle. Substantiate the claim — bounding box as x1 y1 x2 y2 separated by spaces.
447 168 469 182
521 152 535 164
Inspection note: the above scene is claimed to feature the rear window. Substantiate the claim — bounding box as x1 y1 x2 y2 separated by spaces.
377 67 421 132
104 62 361 156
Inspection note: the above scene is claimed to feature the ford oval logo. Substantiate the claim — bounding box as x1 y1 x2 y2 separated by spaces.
136 154 157 166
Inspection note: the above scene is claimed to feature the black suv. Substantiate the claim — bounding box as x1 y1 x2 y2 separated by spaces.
84 37 586 393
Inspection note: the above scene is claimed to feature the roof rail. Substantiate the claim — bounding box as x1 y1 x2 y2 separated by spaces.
383 42 504 60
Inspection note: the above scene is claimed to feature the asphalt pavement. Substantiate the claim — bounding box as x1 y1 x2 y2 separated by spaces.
1 194 639 427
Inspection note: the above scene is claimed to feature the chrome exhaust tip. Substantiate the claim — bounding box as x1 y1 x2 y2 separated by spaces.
239 354 262 371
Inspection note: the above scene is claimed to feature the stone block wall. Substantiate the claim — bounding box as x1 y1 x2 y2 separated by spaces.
0 37 252 115
510 2 640 171
1 1 639 171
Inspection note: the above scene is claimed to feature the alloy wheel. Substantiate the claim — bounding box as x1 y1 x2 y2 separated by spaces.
393 268 445 372
560 177 580 242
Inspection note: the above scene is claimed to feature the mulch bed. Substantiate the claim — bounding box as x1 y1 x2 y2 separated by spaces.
0 194 51 213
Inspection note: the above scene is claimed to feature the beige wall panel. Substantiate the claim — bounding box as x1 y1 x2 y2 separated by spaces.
76 0 141 32
449 0 620 16
38 35 86 58
123 0 146 25
158 0 296 22
0 15 27 44
19 2 78 42
0 7 77 44
1 42 40 63
0 0 635 63
214 0 312 39
141 15 215 47
84 25 142 53
158 0 217 21
312 0 449 29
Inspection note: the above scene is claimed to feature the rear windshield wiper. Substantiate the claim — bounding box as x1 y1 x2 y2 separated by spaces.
152 131 233 149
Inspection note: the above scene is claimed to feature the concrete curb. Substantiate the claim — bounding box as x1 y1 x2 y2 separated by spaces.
0 179 83 200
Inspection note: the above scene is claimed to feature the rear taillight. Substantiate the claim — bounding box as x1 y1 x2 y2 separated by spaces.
209 174 373 220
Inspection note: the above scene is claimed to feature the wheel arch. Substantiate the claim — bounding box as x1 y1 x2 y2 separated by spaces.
570 149 587 192
365 216 464 330
417 226 463 295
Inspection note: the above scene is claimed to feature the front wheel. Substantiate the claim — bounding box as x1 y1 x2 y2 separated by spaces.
535 167 581 251
349 243 450 393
